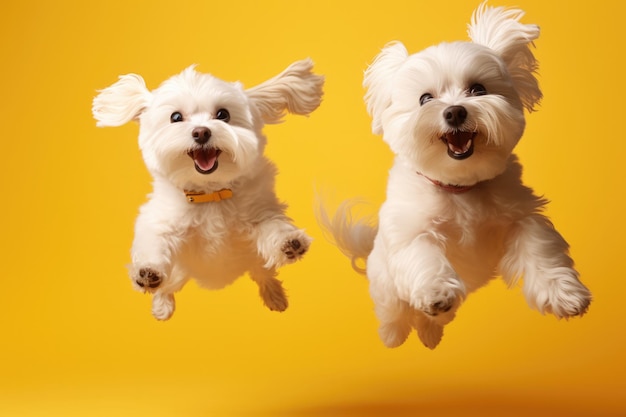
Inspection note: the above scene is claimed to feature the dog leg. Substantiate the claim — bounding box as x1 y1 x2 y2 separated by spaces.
249 264 288 312
390 235 466 323
129 209 182 292
148 265 188 320
500 215 592 318
254 220 312 269
367 251 412 347
373 296 413 348
412 312 444 350
152 292 175 321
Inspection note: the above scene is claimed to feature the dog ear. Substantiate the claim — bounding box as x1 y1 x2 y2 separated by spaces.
92 74 151 127
468 2 542 111
363 42 409 135
246 59 324 124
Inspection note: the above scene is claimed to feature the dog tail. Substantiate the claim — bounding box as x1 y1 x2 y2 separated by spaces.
316 198 377 275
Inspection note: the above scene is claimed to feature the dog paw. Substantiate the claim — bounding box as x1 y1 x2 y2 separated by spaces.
276 231 312 266
281 238 308 261
257 226 313 269
415 291 458 316
152 293 175 321
411 279 464 322
378 321 411 348
422 298 458 316
415 317 444 350
529 273 592 319
261 285 289 312
251 268 289 312
135 267 162 290
260 228 312 269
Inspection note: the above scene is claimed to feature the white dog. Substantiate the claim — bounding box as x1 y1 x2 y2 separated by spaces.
93 59 324 320
319 3 591 349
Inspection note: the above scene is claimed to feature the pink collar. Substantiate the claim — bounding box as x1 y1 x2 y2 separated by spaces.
417 172 477 194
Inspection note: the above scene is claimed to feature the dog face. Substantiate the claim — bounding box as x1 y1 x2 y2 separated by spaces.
364 4 542 186
93 59 324 191
138 68 261 188
377 42 527 186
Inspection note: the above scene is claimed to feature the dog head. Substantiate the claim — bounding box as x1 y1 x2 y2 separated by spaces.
364 2 541 186
92 59 324 190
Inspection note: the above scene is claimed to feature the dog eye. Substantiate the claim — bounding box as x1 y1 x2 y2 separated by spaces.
469 84 487 96
170 112 184 123
419 93 434 106
215 109 230 123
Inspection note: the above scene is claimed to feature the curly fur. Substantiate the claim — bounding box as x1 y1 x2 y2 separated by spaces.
318 3 591 349
93 59 324 320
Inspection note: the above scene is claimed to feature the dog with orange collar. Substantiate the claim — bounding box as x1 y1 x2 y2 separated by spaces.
93 60 323 320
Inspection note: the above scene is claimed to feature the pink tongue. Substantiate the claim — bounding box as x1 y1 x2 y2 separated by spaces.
445 131 473 153
194 148 218 171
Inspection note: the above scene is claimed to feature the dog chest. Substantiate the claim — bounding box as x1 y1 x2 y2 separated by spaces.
179 222 257 288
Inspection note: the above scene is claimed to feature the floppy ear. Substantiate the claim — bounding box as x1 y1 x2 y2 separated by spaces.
246 58 324 124
468 2 542 111
363 42 409 135
92 74 151 127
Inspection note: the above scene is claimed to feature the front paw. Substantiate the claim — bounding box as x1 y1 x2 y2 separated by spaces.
130 266 164 292
528 272 592 318
410 277 465 322
259 228 312 269
281 238 308 261
274 231 311 266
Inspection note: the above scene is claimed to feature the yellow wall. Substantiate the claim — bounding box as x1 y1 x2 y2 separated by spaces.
1 1 624 415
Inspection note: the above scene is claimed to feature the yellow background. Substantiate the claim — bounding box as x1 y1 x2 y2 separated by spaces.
1 1 624 416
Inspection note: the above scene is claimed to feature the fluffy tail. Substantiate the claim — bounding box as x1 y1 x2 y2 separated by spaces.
316 199 378 275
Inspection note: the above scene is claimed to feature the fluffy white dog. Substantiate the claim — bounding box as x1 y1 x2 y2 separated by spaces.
319 3 591 349
93 59 323 320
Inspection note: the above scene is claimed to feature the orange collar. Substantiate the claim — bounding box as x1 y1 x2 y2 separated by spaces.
184 188 233 204
417 172 476 194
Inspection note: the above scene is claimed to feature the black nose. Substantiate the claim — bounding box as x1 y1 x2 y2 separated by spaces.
444 105 467 127
192 126 212 144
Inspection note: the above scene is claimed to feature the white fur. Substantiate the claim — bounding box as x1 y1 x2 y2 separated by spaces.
93 59 324 320
319 3 591 349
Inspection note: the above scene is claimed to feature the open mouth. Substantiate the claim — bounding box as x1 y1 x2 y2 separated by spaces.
187 147 222 174
441 131 476 160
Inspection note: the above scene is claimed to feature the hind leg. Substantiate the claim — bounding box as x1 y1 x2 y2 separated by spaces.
150 264 189 321
373 293 413 348
250 264 288 312
368 259 412 347
151 293 175 321
372 280 448 349
412 312 445 350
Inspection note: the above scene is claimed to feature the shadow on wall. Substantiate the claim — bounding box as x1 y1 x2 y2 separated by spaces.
247 393 616 417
